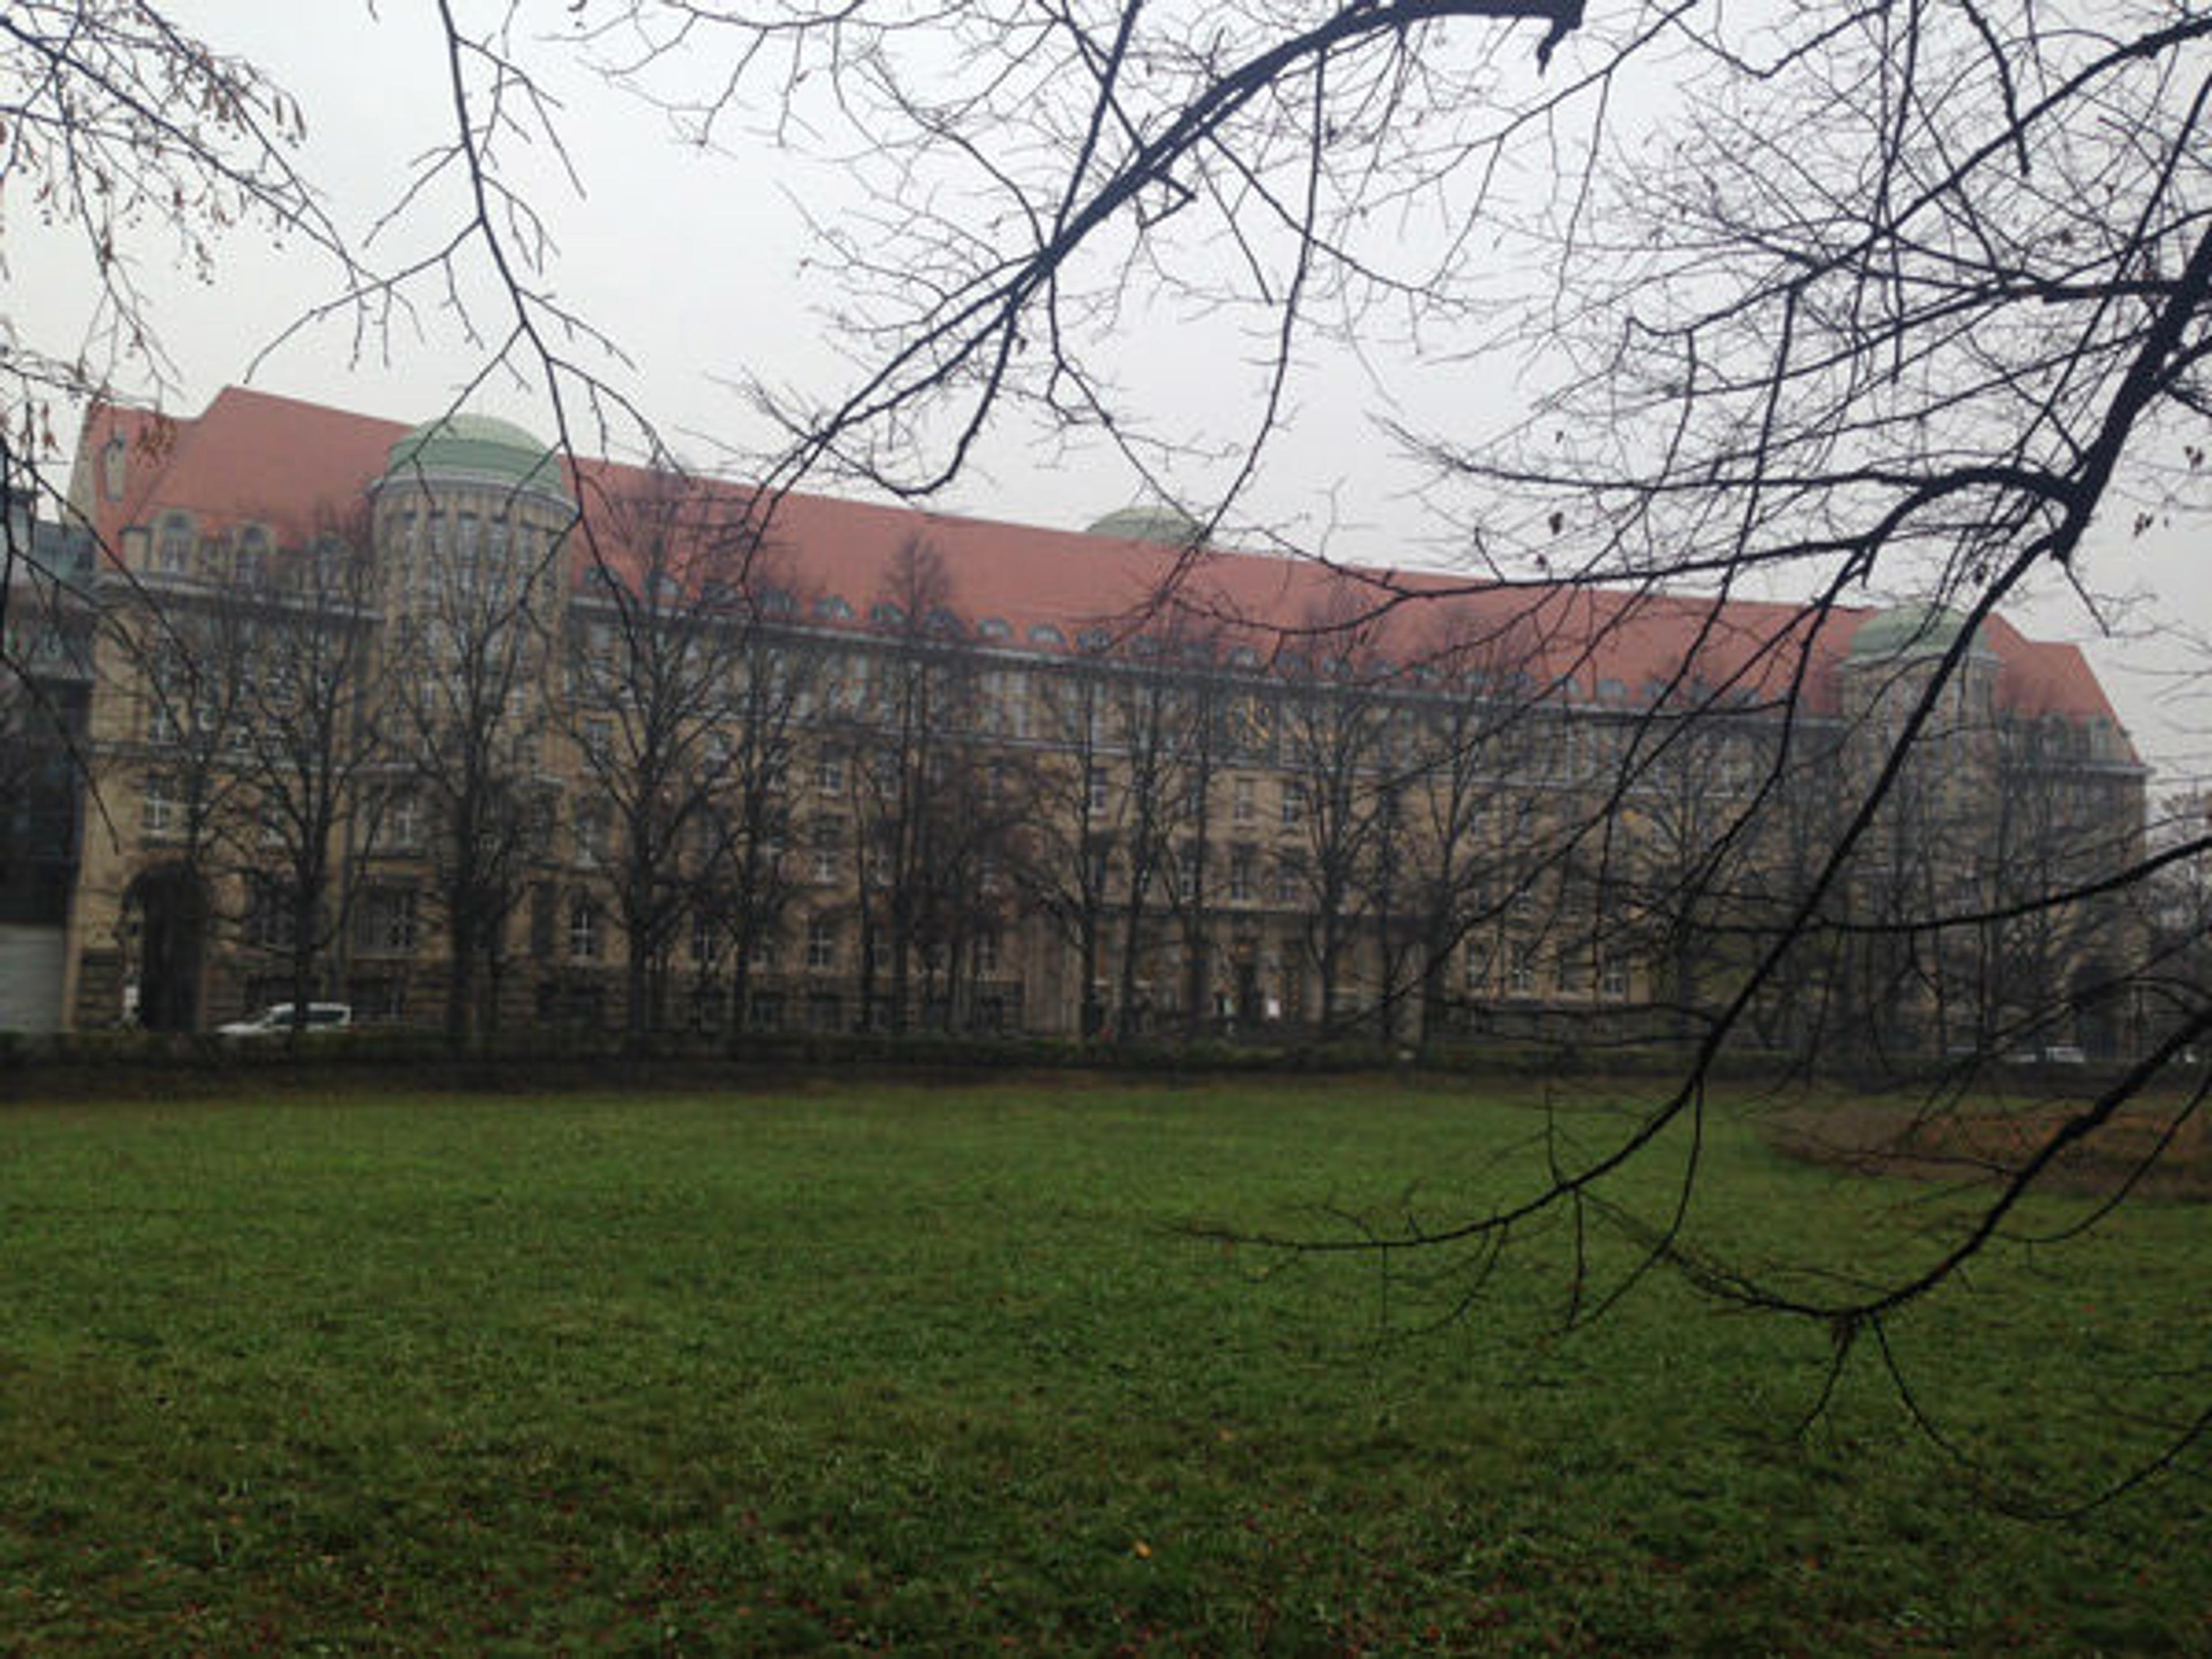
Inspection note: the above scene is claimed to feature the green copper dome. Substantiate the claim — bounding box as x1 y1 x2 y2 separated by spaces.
385 413 569 499
1847 602 1997 664
1085 503 1206 545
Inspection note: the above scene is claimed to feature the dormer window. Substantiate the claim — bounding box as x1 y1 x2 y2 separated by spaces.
235 525 272 587
154 512 194 575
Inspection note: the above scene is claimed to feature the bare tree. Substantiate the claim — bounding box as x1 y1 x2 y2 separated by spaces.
1277 628 1398 1037
1019 665 1120 1040
1101 654 1191 1041
693 632 817 1035
563 475 789 1036
597 0 2212 1490
1391 631 1552 1051
1163 662 1230 1041
839 538 986 1034
228 510 386 1037
97 534 264 1029
380 492 564 1044
17 0 2212 1494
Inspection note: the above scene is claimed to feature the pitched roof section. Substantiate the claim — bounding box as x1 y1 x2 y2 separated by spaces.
70 386 2135 759
74 386 407 553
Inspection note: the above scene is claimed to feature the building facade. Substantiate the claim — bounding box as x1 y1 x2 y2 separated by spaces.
10 387 2150 1055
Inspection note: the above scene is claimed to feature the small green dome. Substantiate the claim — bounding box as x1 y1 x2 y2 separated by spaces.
1847 603 1996 664
1085 503 1206 545
385 413 569 499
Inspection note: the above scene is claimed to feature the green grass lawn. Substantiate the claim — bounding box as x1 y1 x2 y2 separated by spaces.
0 1075 2203 1655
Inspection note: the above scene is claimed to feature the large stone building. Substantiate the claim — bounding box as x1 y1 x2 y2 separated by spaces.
7 387 2149 1055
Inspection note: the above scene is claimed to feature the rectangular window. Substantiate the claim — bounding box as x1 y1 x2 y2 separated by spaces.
1086 767 1109 816
387 792 423 851
1601 957 1629 1000
145 695 182 747
142 777 179 839
354 888 418 957
816 751 845 796
1233 777 1256 823
569 899 601 962
246 884 299 953
144 650 188 745
1280 783 1305 829
812 816 843 884
1229 846 1254 903
806 915 838 972
975 930 1001 976
1274 856 1301 905
1508 943 1536 998
575 804 611 868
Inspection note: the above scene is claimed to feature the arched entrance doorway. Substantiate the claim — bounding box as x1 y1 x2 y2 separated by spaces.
120 866 207 1032
2071 960 2122 1060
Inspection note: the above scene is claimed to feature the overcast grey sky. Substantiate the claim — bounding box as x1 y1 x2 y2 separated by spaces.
13 1 2209 789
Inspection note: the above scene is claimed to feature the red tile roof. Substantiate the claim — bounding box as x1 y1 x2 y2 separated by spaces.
72 386 2135 757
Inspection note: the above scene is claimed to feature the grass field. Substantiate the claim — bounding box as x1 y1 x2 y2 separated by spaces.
0 1075 2203 1655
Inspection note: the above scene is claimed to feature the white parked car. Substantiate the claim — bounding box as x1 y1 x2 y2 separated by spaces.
217 1002 353 1038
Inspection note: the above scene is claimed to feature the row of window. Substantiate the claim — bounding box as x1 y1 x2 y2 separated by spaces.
244 880 1010 981
243 868 1623 1001
1473 942 1632 1001
152 515 276 582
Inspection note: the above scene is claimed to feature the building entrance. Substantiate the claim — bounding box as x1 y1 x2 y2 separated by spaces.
121 866 206 1031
